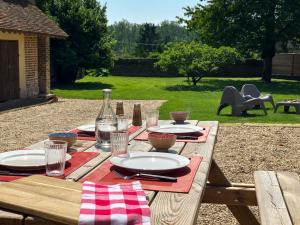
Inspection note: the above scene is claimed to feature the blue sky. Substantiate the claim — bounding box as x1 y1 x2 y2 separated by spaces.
100 0 200 25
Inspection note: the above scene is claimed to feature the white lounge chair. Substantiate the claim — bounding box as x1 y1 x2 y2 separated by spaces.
241 84 275 109
217 86 267 116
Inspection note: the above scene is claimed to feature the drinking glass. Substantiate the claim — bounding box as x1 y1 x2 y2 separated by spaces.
117 115 129 131
44 140 68 177
145 109 159 128
110 131 129 157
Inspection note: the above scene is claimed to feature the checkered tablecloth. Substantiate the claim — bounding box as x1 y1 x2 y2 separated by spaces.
79 181 151 225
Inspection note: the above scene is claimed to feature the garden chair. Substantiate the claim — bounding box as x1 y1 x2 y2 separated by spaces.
241 84 275 109
217 86 267 116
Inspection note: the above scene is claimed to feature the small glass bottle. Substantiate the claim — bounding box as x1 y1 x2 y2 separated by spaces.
132 103 142 126
116 101 124 116
95 89 117 149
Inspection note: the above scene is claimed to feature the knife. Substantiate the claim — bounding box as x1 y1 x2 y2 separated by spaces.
0 171 34 176
176 135 199 140
138 173 178 182
77 133 95 137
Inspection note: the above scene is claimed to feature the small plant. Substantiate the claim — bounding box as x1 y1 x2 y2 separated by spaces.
156 42 243 85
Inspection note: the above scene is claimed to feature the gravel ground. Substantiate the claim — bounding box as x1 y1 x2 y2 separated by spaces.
0 98 165 151
1 98 300 224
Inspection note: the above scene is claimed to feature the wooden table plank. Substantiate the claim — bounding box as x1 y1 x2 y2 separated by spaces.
0 176 81 225
254 171 292 225
277 171 300 225
150 121 218 225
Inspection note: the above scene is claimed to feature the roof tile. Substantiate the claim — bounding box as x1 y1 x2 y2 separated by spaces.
0 0 68 37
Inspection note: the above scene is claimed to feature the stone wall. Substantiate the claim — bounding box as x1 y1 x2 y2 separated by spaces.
24 34 39 97
111 58 180 77
111 58 263 77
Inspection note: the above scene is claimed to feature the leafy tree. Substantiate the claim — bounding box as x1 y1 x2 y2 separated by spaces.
110 20 198 58
109 20 140 58
183 0 300 83
157 20 198 44
156 42 243 85
135 23 161 57
36 0 114 84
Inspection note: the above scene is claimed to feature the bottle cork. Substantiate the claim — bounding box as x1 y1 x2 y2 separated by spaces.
132 103 142 126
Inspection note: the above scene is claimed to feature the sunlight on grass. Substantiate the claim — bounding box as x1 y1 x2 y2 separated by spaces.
53 76 300 123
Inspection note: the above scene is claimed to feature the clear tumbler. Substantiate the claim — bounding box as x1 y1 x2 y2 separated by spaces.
145 109 159 128
110 131 129 157
44 140 67 177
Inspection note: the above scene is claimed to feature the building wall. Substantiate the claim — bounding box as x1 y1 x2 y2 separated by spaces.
24 34 39 97
38 36 50 95
0 31 26 98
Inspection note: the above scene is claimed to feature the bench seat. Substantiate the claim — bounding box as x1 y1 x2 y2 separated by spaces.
254 171 300 225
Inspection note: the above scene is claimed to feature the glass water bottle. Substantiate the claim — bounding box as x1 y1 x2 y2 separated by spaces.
95 89 118 149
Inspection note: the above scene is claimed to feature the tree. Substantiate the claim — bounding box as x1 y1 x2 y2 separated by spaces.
156 42 243 85
36 0 114 84
109 20 140 58
157 20 198 44
135 23 161 57
109 20 198 58
183 0 300 83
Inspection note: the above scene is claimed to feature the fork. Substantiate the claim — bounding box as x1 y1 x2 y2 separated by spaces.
113 170 177 182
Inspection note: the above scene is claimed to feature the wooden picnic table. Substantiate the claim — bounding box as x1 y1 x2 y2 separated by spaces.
0 120 260 225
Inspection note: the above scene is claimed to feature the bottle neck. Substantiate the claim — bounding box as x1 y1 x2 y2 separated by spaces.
103 92 111 105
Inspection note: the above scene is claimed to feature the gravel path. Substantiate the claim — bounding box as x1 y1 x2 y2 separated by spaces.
0 98 299 224
0 98 165 152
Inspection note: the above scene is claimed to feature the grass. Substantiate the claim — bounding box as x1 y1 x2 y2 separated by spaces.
53 76 300 123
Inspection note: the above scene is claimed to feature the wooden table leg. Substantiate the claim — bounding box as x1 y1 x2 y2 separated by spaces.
208 159 259 225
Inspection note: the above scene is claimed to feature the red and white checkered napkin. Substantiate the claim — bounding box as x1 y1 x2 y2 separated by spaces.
78 181 151 225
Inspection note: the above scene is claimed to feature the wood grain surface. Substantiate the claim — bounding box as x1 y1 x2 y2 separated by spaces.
0 176 81 225
277 171 300 225
254 171 292 225
150 121 218 225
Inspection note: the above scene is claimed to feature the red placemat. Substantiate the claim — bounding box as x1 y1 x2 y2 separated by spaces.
0 152 99 182
80 156 202 193
135 125 211 143
70 125 142 141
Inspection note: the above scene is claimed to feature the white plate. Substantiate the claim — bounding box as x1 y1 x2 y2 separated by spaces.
110 152 190 172
77 124 95 132
0 150 72 170
147 124 203 134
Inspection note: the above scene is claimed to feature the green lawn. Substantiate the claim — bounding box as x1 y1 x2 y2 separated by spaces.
53 76 300 123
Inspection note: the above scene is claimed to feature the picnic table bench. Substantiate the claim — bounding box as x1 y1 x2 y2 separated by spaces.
0 120 261 225
254 171 300 225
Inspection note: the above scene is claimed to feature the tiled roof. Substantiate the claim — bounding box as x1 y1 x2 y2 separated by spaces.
0 0 67 38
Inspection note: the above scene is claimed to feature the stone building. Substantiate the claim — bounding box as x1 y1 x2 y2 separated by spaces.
0 0 67 102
